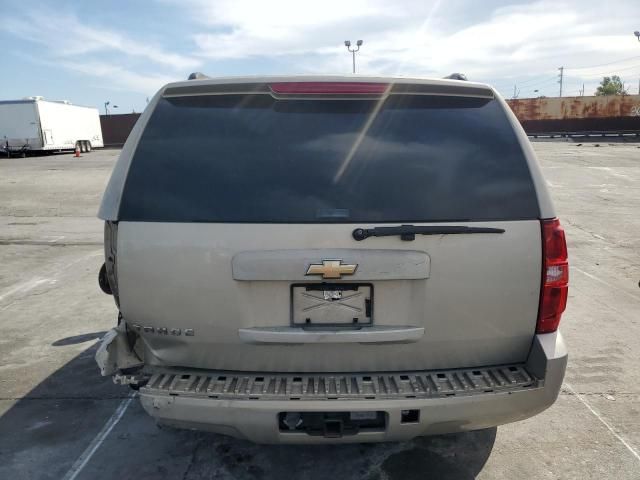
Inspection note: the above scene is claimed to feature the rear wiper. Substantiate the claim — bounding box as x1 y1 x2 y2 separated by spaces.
352 224 505 241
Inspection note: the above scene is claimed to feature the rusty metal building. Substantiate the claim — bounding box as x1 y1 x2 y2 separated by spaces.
506 95 640 134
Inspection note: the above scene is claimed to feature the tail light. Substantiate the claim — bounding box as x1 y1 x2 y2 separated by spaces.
537 218 569 333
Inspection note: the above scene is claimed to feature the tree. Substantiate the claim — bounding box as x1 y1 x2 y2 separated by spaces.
595 76 627 96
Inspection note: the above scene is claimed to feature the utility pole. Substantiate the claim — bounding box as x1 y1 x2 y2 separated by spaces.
558 67 564 97
512 85 520 99
635 32 640 93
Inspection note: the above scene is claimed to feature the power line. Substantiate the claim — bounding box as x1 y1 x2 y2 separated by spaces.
565 62 640 78
493 76 560 98
508 74 558 87
488 55 640 93
515 77 562 93
491 74 557 89
565 55 640 71
529 76 564 87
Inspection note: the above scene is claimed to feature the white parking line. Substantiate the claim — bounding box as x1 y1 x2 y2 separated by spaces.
573 266 640 303
0 277 51 302
0 250 101 304
61 392 136 480
564 382 640 463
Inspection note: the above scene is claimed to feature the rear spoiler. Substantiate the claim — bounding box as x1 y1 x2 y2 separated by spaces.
163 81 494 100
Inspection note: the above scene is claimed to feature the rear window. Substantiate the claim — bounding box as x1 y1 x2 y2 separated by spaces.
119 93 539 222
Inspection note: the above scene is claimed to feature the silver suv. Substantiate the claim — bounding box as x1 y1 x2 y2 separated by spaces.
95 75 569 443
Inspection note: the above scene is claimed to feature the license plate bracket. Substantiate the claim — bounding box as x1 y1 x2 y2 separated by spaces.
290 283 373 327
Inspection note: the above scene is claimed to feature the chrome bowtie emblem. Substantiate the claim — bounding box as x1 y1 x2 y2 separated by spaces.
305 259 357 279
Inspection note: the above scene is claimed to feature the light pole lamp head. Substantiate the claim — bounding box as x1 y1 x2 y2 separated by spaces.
344 40 351 47
356 40 363 46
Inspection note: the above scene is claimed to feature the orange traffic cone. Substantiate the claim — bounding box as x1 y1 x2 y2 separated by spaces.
74 145 81 157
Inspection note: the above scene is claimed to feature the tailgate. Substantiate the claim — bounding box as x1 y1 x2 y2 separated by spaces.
108 80 544 373
118 220 541 372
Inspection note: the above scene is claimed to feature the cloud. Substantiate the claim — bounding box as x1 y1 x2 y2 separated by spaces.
3 7 198 95
4 0 640 100
184 0 414 60
13 50 177 95
56 60 178 95
177 0 640 96
5 9 200 71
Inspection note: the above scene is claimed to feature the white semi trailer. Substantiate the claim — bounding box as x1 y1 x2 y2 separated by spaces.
0 97 103 156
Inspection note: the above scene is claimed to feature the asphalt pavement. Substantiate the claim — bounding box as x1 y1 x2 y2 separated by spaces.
0 142 639 479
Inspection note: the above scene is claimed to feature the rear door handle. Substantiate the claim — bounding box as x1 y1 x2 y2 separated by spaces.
238 326 424 344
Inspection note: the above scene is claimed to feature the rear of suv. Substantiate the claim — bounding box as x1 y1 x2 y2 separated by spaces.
95 75 568 443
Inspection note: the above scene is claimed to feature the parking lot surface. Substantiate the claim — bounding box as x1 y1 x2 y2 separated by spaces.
0 143 639 479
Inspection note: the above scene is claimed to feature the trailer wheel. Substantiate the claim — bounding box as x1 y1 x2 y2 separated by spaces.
85 141 92 153
81 141 87 153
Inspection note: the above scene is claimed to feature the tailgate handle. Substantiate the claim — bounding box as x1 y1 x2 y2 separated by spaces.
352 225 505 241
238 326 424 344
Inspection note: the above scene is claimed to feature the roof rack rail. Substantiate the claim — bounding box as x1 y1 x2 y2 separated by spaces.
444 73 468 81
187 72 210 80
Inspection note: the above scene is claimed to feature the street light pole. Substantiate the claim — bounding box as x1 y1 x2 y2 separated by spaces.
104 102 119 116
344 40 363 73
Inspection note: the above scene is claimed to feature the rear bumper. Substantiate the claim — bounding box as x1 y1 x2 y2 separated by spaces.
136 332 567 444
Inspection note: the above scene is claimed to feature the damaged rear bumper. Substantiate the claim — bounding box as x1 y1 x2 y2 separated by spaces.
122 332 567 444
95 323 143 379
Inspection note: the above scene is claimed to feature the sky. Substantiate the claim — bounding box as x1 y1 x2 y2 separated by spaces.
2 0 640 113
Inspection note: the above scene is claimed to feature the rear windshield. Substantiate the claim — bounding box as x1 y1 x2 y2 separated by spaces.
120 94 539 222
